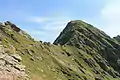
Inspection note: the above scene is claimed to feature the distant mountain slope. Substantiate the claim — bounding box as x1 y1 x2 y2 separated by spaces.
54 20 120 79
0 20 120 80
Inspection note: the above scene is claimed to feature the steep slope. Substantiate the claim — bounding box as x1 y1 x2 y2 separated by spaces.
0 20 120 80
54 20 120 79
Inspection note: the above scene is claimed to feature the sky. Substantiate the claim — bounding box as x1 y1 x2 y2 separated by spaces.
0 0 120 42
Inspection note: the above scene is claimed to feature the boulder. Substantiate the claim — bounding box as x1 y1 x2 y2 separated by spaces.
11 54 22 62
4 56 18 65
11 24 21 32
14 64 26 71
25 49 33 56
0 45 5 53
95 77 102 80
30 57 35 61
0 60 5 66
35 56 42 60
4 21 12 25
0 53 6 59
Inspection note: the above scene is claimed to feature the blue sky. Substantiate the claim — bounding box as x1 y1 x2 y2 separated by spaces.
0 0 120 42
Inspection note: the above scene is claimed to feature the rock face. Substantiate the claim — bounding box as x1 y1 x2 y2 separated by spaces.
0 45 28 80
11 54 22 62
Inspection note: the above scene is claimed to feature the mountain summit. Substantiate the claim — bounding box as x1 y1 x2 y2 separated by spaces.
0 20 120 80
54 20 120 78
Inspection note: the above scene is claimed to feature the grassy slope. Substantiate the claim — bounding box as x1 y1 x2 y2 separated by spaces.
0 22 120 80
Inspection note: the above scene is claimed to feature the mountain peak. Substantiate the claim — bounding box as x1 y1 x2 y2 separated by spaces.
54 20 108 45
54 20 120 78
62 20 93 32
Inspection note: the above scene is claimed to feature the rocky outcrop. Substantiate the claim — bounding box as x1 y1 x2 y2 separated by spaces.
11 54 22 62
0 45 29 80
4 21 21 32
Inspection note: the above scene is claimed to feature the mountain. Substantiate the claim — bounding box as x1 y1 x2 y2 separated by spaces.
0 20 120 80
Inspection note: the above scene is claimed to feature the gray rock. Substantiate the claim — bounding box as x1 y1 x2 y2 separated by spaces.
0 60 5 66
25 49 33 56
35 56 42 60
0 44 28 79
95 77 102 80
0 53 6 59
14 64 26 71
30 57 35 61
4 56 18 65
5 64 12 72
11 54 22 62
4 21 12 25
0 45 5 53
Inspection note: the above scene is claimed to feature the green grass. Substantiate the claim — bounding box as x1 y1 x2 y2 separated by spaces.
0 23 120 80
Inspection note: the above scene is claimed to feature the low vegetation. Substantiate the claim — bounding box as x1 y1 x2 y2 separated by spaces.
0 20 120 80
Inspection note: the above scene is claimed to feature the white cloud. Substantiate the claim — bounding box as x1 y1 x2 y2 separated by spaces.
27 16 70 42
44 21 68 30
29 16 70 23
29 17 48 23
100 0 120 37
